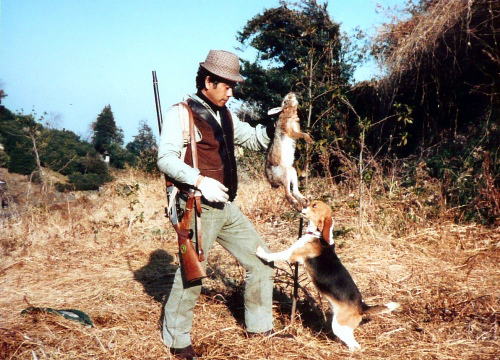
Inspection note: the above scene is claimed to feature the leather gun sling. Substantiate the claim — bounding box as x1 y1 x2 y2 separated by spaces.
182 102 205 262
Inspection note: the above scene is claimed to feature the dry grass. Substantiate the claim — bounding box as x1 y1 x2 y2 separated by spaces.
378 0 470 75
1 166 498 359
374 0 498 93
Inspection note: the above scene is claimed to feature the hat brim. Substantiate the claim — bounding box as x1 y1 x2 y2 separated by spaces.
200 62 245 83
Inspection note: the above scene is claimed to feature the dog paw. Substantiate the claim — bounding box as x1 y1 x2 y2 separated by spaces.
292 202 303 212
386 302 400 312
347 342 361 351
255 246 268 260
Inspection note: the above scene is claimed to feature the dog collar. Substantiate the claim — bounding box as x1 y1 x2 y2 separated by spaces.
305 230 321 237
305 230 334 247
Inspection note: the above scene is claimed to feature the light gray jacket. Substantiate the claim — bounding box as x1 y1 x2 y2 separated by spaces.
157 94 271 187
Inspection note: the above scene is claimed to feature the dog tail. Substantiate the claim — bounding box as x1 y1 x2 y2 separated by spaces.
362 301 400 315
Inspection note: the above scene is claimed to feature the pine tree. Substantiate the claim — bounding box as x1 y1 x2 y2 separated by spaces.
126 120 157 156
91 105 123 154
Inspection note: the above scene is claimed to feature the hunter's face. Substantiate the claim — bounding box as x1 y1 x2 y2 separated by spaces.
202 78 234 107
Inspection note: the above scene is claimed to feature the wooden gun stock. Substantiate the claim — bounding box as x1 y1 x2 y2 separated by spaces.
174 196 206 282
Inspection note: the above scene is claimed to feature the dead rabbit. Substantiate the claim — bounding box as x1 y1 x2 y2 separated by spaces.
265 92 313 210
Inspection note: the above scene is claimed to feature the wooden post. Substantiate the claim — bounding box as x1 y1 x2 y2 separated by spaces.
290 217 304 324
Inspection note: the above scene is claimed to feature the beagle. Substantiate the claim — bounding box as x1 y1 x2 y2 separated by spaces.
256 200 399 351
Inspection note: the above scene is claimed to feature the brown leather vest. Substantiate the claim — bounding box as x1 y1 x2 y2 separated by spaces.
184 98 238 201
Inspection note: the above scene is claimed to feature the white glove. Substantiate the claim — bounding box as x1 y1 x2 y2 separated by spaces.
196 176 229 203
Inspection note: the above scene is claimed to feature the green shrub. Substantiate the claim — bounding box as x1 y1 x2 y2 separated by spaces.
78 156 110 177
67 173 111 191
426 143 498 224
7 142 36 175
40 128 94 174
108 143 136 169
135 148 159 174
54 182 73 192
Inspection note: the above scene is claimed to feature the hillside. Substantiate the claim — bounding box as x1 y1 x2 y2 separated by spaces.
0 167 498 359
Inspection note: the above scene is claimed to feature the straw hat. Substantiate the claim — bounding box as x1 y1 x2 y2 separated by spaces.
200 50 244 83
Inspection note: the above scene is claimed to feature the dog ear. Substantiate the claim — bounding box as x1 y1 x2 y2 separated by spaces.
316 216 324 232
322 216 334 245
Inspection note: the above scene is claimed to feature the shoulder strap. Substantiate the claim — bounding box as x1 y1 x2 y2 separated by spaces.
180 102 199 169
166 102 197 218
179 101 205 262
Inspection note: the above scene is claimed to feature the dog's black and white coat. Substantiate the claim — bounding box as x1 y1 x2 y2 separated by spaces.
256 200 399 350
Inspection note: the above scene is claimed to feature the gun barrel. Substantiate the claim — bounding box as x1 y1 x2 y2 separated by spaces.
152 70 163 135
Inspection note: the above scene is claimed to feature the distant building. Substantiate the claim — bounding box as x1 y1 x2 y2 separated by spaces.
97 151 110 166
103 151 110 165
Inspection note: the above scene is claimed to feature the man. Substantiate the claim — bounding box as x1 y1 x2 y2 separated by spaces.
157 50 283 359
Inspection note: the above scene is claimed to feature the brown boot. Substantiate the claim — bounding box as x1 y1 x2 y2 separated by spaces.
170 345 200 359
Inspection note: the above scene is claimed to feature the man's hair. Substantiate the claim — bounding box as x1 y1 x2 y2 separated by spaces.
196 66 236 90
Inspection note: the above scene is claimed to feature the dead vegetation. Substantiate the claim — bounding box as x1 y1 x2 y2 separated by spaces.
349 0 498 227
372 0 498 131
0 163 498 360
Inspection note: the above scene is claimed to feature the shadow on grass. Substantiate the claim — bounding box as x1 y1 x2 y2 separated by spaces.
202 263 334 339
131 250 340 340
131 249 178 303
130 249 180 333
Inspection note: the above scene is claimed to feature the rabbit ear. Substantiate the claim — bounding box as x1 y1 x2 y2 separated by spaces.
321 217 334 245
267 107 282 115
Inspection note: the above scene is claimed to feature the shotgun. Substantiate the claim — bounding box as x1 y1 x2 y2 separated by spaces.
152 70 206 283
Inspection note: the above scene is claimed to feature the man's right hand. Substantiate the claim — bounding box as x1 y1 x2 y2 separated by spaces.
196 176 229 203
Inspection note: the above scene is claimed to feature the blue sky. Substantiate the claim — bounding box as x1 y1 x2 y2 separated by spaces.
0 0 407 143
